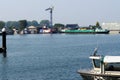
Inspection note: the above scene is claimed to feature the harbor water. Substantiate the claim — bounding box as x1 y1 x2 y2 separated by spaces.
0 34 120 80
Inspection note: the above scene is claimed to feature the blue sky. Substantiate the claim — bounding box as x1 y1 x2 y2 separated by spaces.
0 0 120 26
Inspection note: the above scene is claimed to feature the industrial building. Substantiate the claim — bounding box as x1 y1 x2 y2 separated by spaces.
102 22 120 34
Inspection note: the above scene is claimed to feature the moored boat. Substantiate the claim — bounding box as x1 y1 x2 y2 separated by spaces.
39 26 52 34
60 28 109 34
77 48 120 80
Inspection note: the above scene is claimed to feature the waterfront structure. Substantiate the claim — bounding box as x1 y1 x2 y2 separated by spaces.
13 28 19 34
28 26 37 34
102 22 120 34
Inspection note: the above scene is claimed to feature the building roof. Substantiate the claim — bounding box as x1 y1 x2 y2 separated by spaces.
28 26 37 29
66 24 79 29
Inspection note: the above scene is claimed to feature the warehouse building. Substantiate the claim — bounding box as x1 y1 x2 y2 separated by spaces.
102 22 120 34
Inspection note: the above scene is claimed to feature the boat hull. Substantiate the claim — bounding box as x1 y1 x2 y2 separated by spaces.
78 71 120 80
60 30 109 34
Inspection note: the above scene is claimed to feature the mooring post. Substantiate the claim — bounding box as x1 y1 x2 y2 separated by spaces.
2 28 7 57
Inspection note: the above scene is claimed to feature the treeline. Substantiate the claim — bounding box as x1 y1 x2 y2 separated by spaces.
0 20 65 31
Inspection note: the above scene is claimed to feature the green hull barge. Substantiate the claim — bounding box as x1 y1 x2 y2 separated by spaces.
60 29 109 34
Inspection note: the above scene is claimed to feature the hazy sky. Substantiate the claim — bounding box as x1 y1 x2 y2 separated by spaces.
0 0 120 26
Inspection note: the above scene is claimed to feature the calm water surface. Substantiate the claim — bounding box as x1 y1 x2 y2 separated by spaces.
0 34 120 80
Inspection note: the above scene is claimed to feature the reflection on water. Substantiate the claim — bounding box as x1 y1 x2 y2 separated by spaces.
1 58 8 80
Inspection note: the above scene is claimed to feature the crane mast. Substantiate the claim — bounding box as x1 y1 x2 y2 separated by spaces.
45 7 54 28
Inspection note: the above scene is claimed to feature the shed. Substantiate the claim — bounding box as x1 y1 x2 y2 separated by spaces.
28 26 37 34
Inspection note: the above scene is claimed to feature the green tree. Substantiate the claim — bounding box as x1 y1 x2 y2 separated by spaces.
53 23 65 32
27 21 32 26
40 20 50 27
54 23 65 28
96 21 102 29
19 20 27 31
96 21 100 27
31 20 39 27
91 21 101 30
6 21 19 30
0 21 5 29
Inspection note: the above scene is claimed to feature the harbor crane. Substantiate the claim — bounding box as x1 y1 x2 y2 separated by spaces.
45 7 54 28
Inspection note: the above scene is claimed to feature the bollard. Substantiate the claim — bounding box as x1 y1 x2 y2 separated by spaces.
2 28 7 57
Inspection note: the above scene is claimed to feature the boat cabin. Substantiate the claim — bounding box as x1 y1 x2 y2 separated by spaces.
89 55 120 74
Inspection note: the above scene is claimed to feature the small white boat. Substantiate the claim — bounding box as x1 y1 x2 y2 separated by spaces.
78 48 120 80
